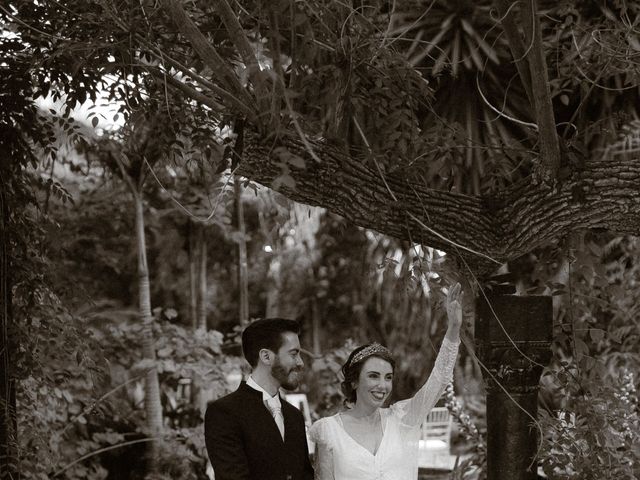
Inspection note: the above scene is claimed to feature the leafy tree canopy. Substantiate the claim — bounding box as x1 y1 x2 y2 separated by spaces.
3 0 640 276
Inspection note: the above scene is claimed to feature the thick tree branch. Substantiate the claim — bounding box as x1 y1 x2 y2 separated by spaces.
521 0 561 183
158 0 254 110
237 134 640 277
239 135 503 274
499 155 640 251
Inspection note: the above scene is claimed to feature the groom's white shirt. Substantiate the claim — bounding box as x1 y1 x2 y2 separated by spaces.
246 375 282 409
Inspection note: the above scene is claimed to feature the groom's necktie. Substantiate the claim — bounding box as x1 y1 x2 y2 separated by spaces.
265 397 285 440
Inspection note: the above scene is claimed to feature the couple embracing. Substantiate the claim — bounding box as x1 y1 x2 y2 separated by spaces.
204 283 463 480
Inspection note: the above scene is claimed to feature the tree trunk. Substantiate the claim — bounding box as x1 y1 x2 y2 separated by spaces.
0 168 18 479
259 209 279 318
188 220 198 330
311 295 321 355
234 178 249 323
265 256 280 318
197 224 207 330
134 195 163 469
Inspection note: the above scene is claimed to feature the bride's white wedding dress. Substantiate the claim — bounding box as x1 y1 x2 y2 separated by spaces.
308 337 459 480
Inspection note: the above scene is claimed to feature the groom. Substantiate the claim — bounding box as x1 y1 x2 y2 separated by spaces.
204 318 314 480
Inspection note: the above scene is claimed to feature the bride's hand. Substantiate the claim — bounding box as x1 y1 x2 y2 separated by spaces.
445 282 463 341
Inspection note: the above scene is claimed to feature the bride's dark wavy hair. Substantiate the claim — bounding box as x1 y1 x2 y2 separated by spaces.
340 343 396 406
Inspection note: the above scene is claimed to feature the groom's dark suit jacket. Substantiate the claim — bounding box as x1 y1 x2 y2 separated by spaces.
204 381 314 480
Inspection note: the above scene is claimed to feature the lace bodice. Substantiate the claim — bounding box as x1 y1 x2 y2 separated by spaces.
308 337 460 480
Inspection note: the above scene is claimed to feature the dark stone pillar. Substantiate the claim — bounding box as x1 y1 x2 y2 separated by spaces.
476 292 553 480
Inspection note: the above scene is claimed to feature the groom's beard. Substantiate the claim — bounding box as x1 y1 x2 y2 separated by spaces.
272 359 302 390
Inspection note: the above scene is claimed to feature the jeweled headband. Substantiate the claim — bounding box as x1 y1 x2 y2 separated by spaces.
348 343 392 369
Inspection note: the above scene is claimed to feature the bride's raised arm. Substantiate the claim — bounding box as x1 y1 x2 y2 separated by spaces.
391 283 463 428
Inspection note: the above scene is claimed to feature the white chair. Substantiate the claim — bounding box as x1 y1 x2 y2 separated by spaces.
420 406 452 450
284 393 312 426
418 407 456 470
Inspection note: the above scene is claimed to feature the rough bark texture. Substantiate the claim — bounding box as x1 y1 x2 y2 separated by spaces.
238 135 640 277
134 196 163 466
521 0 561 181
494 0 534 108
112 153 164 457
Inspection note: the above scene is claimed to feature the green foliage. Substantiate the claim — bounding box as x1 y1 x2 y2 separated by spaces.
4 1 640 475
306 340 357 417
15 283 109 478
1 14 88 475
45 182 137 304
17 301 234 479
511 234 640 478
144 435 201 480
310 215 461 398
538 368 639 479
385 1 535 193
93 307 231 396
7 164 235 478
443 383 486 479
547 1 640 149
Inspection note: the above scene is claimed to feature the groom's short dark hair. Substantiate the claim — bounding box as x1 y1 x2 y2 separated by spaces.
241 318 301 367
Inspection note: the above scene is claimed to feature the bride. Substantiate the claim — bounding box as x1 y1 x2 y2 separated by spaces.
308 283 463 480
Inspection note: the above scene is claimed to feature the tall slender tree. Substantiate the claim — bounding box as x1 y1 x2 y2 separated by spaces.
197 223 208 330
82 112 175 470
234 178 249 323
188 220 199 330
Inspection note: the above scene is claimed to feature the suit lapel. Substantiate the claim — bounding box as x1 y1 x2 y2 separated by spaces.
281 399 300 445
